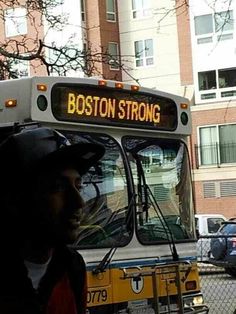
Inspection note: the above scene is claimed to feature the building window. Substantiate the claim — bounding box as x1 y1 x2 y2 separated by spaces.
80 0 85 22
215 10 234 33
11 58 29 78
218 68 236 88
194 10 233 44
4 7 27 37
198 68 236 100
198 124 236 166
108 42 119 69
132 0 151 19
194 14 213 36
134 39 153 67
199 126 217 165
198 71 216 91
106 0 116 21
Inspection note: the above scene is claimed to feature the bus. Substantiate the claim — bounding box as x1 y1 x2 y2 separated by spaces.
0 77 209 314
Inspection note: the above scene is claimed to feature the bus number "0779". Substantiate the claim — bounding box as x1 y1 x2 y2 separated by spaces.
87 289 108 304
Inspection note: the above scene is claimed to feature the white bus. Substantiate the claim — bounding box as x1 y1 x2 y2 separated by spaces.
0 77 209 314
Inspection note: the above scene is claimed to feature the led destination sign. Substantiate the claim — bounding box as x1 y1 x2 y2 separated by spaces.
51 84 178 130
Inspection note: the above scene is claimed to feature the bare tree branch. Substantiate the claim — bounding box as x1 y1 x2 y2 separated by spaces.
0 0 141 80
0 0 231 81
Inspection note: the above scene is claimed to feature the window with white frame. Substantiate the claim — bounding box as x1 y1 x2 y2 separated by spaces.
218 68 236 89
194 10 234 44
108 42 119 69
4 7 27 37
198 124 236 166
215 10 234 37
106 0 116 21
132 0 151 19
194 14 213 36
198 70 216 91
198 68 236 100
134 39 153 67
11 58 29 78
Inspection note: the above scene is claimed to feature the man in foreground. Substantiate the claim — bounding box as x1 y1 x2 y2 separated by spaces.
0 126 104 314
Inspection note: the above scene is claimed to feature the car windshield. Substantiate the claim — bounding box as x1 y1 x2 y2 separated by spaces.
220 223 236 235
122 136 195 243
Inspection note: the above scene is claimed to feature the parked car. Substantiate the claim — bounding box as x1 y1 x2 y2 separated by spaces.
210 219 236 277
195 214 227 261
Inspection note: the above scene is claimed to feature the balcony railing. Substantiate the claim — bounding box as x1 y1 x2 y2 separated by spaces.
195 142 236 168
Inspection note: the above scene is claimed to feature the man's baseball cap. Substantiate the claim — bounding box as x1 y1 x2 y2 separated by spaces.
0 127 105 178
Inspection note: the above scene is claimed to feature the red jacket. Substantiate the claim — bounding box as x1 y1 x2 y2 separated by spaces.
0 246 87 314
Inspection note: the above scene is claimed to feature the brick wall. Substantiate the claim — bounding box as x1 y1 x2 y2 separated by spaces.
176 0 193 85
191 105 236 218
194 180 236 219
86 0 122 80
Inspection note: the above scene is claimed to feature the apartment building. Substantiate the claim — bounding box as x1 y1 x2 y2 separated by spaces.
0 0 186 92
189 0 236 218
117 0 236 218
0 1 46 77
117 0 191 96
85 0 122 80
1 0 235 217
0 0 122 80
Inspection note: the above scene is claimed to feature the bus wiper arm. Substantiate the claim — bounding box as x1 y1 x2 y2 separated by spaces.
92 194 136 275
92 247 116 275
145 184 179 261
133 154 179 261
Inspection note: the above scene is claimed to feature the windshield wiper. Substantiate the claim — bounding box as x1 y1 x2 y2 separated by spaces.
146 184 179 261
134 154 179 261
92 193 136 274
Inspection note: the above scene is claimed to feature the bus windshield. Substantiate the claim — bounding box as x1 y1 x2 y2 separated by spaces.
123 136 195 243
61 130 132 249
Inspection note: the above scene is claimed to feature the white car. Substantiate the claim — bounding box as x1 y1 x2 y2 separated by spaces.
195 214 227 261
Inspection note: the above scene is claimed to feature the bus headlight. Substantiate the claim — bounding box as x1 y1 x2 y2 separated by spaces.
193 295 204 306
183 293 204 307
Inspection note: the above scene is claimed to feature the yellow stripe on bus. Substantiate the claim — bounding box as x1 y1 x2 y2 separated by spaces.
86 262 200 307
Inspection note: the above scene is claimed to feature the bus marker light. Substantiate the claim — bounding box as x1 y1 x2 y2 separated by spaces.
5 99 17 107
37 84 47 91
131 85 139 91
180 103 188 109
115 82 123 89
98 80 107 87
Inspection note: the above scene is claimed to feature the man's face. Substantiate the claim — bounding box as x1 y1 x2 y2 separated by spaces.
29 167 85 245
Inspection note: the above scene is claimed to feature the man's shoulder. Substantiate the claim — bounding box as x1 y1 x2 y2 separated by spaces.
51 246 86 284
66 246 84 263
56 246 86 269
